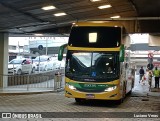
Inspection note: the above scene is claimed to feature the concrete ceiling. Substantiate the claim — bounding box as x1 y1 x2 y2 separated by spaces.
0 0 160 36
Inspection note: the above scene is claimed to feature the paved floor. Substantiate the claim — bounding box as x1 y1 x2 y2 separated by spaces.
0 75 159 121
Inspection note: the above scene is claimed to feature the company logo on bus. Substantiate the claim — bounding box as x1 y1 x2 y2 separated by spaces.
84 79 96 81
84 84 96 88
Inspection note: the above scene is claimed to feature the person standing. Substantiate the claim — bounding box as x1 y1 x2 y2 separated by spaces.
139 66 145 83
153 67 160 88
148 71 153 91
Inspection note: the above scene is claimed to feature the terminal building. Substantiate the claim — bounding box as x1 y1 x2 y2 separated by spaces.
0 0 160 120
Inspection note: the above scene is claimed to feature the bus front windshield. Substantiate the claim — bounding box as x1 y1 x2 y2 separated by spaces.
65 51 119 82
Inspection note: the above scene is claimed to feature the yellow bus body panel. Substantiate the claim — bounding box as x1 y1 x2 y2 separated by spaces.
67 46 120 51
64 21 126 101
73 21 123 28
65 77 122 100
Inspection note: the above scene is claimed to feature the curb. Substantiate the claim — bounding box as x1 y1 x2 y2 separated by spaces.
0 89 64 96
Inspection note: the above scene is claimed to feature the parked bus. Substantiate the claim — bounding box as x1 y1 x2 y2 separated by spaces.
58 21 135 104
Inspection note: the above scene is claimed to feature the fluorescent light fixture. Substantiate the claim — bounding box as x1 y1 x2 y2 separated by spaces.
54 12 67 16
41 6 56 10
34 33 43 36
98 5 112 9
89 33 97 43
90 0 101 2
110 15 120 18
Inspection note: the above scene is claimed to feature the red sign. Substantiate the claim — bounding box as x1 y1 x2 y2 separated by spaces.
153 62 160 67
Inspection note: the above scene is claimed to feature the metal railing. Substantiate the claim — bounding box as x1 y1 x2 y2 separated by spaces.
0 69 65 93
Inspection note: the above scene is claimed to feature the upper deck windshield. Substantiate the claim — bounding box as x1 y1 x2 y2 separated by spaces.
65 51 120 82
68 26 121 48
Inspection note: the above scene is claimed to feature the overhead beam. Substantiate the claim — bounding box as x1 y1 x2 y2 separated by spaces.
139 20 160 33
21 18 160 34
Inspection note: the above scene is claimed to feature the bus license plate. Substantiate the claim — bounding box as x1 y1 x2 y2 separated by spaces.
86 94 95 99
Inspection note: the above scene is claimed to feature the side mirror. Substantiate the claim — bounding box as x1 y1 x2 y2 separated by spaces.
119 45 124 62
58 44 67 61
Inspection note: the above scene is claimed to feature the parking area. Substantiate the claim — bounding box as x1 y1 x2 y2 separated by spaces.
0 75 159 121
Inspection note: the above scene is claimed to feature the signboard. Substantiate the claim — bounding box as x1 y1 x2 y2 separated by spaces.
153 62 160 68
38 45 43 50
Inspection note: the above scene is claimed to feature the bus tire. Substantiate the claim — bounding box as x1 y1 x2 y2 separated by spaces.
75 98 84 103
128 89 132 95
116 98 124 105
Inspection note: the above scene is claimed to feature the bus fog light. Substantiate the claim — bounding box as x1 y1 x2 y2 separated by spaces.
105 86 117 92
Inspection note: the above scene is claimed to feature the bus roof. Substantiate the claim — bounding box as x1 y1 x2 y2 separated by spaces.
72 21 124 28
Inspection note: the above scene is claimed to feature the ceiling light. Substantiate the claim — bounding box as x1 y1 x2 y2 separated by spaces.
41 6 56 10
98 5 112 9
34 33 43 36
110 16 120 18
54 13 67 16
90 0 101 2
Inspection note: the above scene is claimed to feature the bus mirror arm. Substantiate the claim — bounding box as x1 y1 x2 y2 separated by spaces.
119 44 124 62
58 44 67 61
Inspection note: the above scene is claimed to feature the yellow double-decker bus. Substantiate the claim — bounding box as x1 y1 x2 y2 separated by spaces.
58 21 135 104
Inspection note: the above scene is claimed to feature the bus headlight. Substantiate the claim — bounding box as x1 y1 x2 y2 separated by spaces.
66 83 76 90
104 86 117 92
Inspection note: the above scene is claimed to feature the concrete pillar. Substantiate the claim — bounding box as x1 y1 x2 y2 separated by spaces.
0 33 8 88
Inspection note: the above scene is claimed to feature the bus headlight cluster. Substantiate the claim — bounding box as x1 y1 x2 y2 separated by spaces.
66 83 76 90
104 86 117 92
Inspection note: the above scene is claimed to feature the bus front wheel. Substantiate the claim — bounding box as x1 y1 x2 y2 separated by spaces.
75 98 84 103
115 98 124 105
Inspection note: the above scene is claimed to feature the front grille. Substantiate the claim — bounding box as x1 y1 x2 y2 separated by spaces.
76 88 104 93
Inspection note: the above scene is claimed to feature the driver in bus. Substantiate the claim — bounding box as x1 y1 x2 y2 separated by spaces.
107 67 112 73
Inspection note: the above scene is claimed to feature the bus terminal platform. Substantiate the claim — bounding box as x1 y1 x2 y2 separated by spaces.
0 75 159 121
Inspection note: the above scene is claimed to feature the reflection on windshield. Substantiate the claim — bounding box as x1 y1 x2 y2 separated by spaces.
9 59 23 64
65 51 119 82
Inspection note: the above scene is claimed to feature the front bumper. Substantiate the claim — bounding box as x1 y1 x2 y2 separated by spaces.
65 86 121 100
